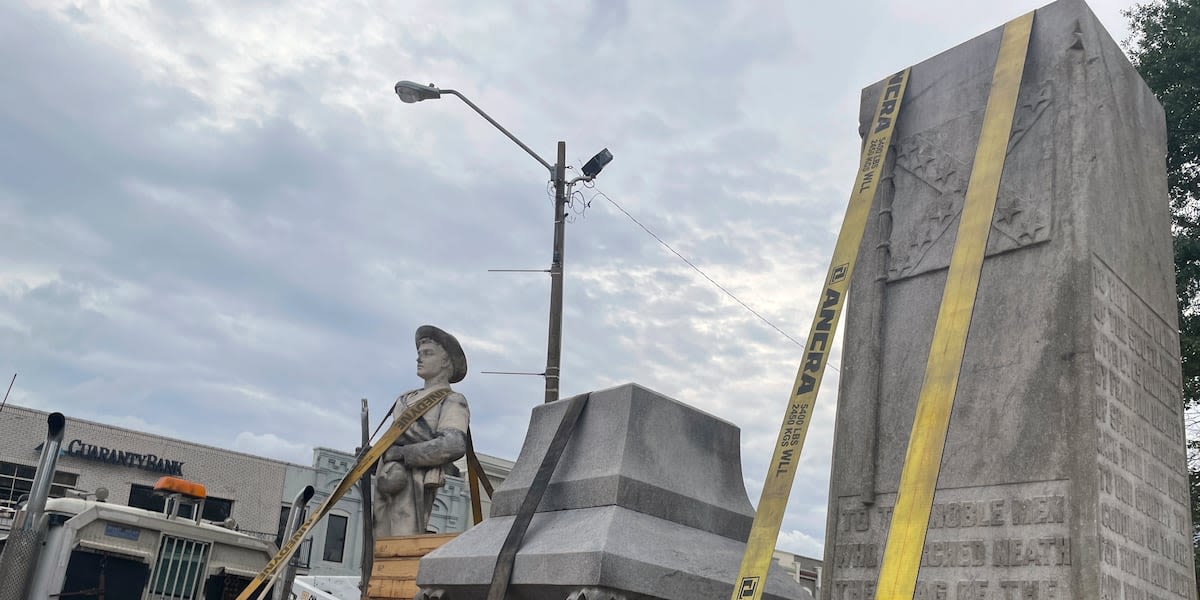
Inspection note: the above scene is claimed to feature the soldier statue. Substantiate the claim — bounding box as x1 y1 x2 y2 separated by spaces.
372 325 470 538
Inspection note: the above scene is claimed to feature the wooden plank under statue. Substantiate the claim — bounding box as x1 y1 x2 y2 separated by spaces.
369 534 457 600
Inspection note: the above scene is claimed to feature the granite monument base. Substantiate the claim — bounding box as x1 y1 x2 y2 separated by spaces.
416 383 809 600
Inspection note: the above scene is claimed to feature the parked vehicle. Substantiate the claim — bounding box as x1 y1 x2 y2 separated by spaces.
0 413 276 600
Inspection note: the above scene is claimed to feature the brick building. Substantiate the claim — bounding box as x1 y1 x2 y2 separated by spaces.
0 404 513 577
0 405 287 539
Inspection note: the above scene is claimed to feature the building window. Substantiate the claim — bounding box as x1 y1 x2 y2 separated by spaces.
0 461 78 510
128 484 233 522
295 538 313 569
278 505 313 568
203 496 234 522
128 484 166 514
322 514 348 563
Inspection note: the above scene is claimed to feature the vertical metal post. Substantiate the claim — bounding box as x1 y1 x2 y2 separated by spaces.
274 485 315 600
18 412 65 530
358 399 374 600
0 413 65 600
545 141 567 404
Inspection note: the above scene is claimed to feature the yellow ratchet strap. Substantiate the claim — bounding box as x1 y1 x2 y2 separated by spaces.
874 11 1034 600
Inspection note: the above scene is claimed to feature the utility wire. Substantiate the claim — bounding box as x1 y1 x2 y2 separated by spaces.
0 373 15 414
590 188 811 351
549 175 842 374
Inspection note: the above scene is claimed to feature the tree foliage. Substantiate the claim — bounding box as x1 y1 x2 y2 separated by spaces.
1125 0 1200 582
1127 0 1200 400
1127 0 1200 223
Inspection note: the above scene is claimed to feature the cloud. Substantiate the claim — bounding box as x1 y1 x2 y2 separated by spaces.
231 431 311 465
777 528 826 559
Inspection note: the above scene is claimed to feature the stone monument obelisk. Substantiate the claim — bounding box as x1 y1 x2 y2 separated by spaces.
823 1 1197 599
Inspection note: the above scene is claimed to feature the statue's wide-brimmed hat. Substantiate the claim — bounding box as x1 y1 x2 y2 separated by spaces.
415 325 468 383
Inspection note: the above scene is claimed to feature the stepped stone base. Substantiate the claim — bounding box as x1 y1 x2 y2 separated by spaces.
415 383 809 600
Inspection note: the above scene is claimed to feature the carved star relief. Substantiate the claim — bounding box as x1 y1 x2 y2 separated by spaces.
930 158 954 182
1016 210 1047 242
891 250 914 275
906 145 937 175
995 198 1023 226
1024 85 1052 115
1008 82 1054 152
929 197 957 225
915 217 942 249
887 82 1055 282
991 194 1049 246
898 138 921 163
906 224 927 252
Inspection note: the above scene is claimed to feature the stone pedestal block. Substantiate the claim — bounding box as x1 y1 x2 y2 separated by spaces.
417 383 808 600
822 1 1197 599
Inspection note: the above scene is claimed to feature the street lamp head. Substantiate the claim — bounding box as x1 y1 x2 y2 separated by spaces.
394 81 442 103
581 148 613 178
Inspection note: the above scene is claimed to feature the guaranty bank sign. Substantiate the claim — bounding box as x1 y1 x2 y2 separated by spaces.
63 439 185 476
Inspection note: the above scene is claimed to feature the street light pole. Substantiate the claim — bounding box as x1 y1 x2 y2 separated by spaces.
394 82 609 404
545 142 567 403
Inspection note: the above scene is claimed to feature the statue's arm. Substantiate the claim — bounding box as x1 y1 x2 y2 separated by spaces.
397 393 470 468
400 428 466 467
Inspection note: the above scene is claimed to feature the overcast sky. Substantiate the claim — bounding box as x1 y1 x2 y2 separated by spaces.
1 0 1141 558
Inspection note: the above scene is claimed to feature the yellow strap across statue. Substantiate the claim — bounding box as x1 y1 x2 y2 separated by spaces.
874 11 1035 599
235 385 453 600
